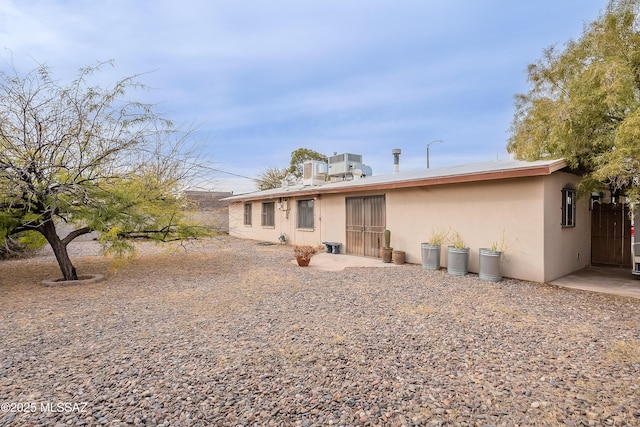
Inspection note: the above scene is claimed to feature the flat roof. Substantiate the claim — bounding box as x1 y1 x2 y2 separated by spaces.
223 158 569 202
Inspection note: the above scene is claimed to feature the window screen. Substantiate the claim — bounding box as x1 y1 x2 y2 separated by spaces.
243 203 252 226
262 202 275 227
297 199 314 229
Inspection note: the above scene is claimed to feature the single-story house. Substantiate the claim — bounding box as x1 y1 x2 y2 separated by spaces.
224 157 629 283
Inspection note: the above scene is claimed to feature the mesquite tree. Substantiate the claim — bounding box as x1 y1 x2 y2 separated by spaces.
508 0 640 201
0 61 206 280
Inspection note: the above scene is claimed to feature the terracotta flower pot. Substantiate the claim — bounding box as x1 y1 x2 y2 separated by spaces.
392 250 406 265
296 256 311 266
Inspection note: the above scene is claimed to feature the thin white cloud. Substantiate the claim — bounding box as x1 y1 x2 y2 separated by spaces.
0 0 606 193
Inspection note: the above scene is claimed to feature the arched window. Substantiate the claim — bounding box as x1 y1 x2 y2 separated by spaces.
561 186 576 227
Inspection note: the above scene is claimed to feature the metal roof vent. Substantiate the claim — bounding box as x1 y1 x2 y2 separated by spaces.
392 148 401 173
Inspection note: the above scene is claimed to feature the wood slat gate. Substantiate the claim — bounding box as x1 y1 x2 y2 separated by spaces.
591 203 631 267
345 195 386 257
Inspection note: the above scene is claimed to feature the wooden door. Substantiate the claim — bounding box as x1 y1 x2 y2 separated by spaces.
345 195 386 257
591 203 631 267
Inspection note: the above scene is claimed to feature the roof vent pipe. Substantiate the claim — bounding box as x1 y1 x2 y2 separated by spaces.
392 148 401 173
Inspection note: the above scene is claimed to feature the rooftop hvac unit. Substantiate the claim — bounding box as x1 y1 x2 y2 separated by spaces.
328 153 362 178
302 160 328 186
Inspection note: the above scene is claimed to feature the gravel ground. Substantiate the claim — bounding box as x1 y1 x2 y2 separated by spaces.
1 236 639 426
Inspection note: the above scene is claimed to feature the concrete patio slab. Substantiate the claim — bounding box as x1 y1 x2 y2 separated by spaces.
549 265 640 299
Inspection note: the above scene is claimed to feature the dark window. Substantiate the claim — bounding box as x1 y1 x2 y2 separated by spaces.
297 199 314 229
262 202 275 227
243 203 252 226
561 187 576 227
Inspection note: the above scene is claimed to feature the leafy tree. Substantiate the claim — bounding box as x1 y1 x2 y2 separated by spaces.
256 166 291 191
507 0 640 200
287 148 328 178
0 61 208 280
255 148 328 190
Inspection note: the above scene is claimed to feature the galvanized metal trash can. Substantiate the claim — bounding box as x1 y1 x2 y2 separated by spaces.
479 248 503 282
447 246 469 276
421 243 441 270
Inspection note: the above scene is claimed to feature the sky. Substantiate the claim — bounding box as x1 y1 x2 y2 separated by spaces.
1 0 607 193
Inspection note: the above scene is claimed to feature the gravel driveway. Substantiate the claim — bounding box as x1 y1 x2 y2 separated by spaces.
1 236 639 426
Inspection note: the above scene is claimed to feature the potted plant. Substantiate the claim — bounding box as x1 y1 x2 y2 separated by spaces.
447 230 470 276
293 245 318 266
380 229 393 263
421 227 449 270
479 233 506 282
392 250 406 265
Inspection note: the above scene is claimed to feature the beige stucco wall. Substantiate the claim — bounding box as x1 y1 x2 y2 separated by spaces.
382 177 547 282
228 197 322 246
228 171 591 283
542 172 591 282
318 193 347 244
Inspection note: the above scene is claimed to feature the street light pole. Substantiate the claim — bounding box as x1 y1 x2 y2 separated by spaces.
427 139 443 169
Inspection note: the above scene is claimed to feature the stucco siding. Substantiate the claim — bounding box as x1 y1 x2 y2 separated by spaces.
228 198 322 245
319 195 346 245
229 177 556 282
542 173 591 282
227 163 589 283
383 177 546 282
